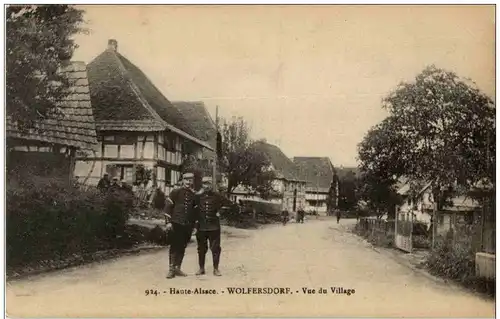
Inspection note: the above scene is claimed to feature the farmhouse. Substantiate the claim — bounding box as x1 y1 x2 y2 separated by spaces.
252 141 307 213
73 39 213 195
397 180 481 235
293 157 337 215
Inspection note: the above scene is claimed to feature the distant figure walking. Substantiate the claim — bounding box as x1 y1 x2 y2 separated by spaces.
297 207 305 224
281 209 289 226
336 210 341 224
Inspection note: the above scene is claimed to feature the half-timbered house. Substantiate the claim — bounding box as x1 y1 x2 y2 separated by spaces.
73 40 213 195
293 157 337 215
252 141 307 213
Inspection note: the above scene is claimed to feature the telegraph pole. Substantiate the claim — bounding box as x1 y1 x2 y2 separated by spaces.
213 105 219 190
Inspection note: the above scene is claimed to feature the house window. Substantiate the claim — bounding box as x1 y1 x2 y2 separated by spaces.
165 134 177 152
102 135 136 159
165 167 172 185
106 164 134 183
158 146 165 160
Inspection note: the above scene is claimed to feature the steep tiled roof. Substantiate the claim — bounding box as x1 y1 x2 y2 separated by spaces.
87 41 212 150
422 195 480 212
172 101 216 144
293 157 334 192
172 101 217 159
7 62 97 149
253 141 304 182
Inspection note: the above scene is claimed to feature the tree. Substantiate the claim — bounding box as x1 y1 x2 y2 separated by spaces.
356 172 403 219
6 5 86 129
358 65 495 218
337 170 358 211
219 117 276 196
326 170 339 213
357 118 407 217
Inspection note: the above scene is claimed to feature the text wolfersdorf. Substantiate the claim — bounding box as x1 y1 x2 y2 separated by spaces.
226 287 292 295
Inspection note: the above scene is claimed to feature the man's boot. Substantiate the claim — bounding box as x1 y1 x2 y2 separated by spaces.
213 251 221 276
174 252 187 277
166 251 176 279
196 253 206 275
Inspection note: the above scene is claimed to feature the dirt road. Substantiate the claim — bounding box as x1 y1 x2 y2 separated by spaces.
7 218 494 317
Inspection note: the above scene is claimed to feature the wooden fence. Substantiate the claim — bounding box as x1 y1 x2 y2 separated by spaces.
357 217 395 234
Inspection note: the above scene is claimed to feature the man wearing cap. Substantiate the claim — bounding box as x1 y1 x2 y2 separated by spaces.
165 172 197 279
194 176 227 276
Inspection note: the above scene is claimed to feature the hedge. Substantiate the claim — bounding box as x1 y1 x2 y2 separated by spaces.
425 226 495 297
6 180 134 268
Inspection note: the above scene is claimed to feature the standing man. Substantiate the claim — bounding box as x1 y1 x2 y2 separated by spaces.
297 207 305 224
165 172 196 279
97 173 110 191
194 177 226 276
281 209 289 226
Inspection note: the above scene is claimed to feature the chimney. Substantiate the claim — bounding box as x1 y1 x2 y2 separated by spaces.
108 39 118 52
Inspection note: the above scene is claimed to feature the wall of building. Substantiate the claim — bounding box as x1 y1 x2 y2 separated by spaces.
281 180 306 212
74 131 204 195
7 143 74 185
303 190 329 214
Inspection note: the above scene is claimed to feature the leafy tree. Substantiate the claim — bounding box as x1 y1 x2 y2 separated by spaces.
337 170 358 211
356 172 402 219
382 65 495 190
6 5 86 129
358 65 495 216
219 117 276 196
326 171 339 212
357 118 406 217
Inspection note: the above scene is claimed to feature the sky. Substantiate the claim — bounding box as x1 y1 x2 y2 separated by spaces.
72 5 495 167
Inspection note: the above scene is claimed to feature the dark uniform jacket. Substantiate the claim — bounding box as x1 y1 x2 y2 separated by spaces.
166 187 196 226
194 189 227 231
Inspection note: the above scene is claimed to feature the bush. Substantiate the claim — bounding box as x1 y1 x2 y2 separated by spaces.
413 235 431 249
425 229 476 282
6 180 134 268
218 199 283 228
426 226 495 297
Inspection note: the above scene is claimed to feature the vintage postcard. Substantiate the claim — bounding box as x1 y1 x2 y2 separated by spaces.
5 4 496 318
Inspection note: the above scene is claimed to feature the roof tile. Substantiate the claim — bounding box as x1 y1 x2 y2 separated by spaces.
253 141 305 182
293 157 335 191
7 61 98 149
87 44 212 150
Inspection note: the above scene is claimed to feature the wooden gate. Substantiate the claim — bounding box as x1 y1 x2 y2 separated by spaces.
395 211 413 252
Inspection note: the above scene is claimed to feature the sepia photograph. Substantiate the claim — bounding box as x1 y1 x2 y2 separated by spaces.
4 3 496 318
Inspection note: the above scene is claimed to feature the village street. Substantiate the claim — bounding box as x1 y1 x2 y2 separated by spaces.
7 219 494 318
